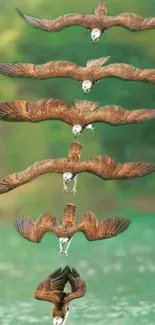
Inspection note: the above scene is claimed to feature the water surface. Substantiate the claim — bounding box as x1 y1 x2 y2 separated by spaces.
0 216 155 325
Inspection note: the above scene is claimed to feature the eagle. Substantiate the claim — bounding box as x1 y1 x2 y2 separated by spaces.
0 141 155 195
16 2 155 42
0 98 155 138
14 203 131 256
34 266 86 325
0 56 155 93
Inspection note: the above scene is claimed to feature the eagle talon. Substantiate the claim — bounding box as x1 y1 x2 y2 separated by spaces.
59 250 68 257
59 250 64 255
62 184 68 193
71 188 77 195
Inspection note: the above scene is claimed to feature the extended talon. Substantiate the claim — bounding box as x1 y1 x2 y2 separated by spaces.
91 127 95 135
59 250 64 255
71 188 77 195
63 185 68 193
59 250 68 257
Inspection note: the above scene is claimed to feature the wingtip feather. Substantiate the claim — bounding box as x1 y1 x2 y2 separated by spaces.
16 8 25 18
14 216 33 235
69 267 80 278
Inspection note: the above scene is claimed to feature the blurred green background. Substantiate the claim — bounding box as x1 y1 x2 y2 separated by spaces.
0 0 155 219
0 1 155 324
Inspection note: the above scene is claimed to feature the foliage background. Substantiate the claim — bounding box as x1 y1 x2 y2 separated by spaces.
0 0 155 220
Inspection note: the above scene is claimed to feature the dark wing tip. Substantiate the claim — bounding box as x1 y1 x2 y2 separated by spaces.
48 267 62 279
49 265 70 279
14 217 22 232
16 8 25 18
62 265 70 274
0 103 12 119
69 267 80 278
14 216 31 234
0 179 12 193
123 218 131 229
113 217 131 235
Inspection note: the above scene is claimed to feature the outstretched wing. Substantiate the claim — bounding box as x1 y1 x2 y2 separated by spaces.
85 105 155 125
64 268 86 303
63 203 76 227
105 13 155 31
76 156 155 180
14 213 58 242
68 142 83 162
0 99 72 123
16 8 92 31
34 266 69 304
0 61 82 80
0 158 67 194
80 212 131 241
95 63 155 83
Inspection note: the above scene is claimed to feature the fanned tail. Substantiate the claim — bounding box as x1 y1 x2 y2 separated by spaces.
68 141 83 162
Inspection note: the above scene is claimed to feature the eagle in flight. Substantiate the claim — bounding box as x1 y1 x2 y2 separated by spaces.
0 56 155 93
16 2 155 42
14 203 131 256
0 141 155 195
34 266 86 325
0 98 155 138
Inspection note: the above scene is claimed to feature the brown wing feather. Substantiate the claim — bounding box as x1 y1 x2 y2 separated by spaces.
80 213 131 240
80 212 98 239
74 100 99 113
16 8 92 31
76 156 155 180
86 105 155 125
0 99 72 123
0 63 37 78
68 142 83 162
106 13 155 31
0 158 67 194
34 266 69 303
63 203 76 227
0 60 82 80
1 156 155 195
95 63 155 83
17 8 155 33
64 268 86 303
14 213 58 242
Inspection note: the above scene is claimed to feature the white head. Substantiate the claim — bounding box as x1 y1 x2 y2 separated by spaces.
53 317 64 325
82 80 93 93
53 310 69 325
72 124 83 137
59 237 70 245
63 172 73 183
91 28 101 42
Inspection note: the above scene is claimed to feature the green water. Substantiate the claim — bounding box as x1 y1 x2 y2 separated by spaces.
0 216 155 325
